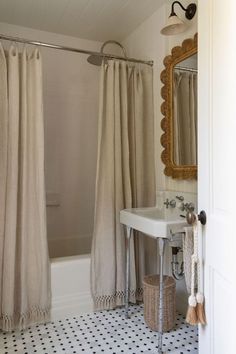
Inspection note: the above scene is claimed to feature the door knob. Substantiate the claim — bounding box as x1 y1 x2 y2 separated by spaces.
186 210 207 225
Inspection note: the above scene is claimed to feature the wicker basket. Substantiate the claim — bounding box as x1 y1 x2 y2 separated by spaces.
143 274 176 332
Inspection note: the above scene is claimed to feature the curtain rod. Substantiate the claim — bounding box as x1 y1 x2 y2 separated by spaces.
174 65 197 73
0 33 153 66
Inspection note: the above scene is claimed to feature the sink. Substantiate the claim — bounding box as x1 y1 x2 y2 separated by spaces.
120 207 187 239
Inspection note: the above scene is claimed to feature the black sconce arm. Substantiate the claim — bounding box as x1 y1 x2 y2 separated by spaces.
171 1 197 20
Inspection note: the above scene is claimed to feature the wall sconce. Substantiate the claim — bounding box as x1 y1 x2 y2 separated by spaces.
161 1 197 36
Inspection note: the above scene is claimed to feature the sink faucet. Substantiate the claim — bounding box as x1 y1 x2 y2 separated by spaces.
176 195 184 201
164 198 176 209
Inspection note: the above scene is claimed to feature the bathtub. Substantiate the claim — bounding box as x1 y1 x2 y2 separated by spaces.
51 254 93 320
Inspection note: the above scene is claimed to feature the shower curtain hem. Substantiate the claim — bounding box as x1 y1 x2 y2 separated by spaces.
0 306 51 332
93 288 143 311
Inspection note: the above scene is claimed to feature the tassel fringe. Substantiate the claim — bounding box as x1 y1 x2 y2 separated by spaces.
196 302 206 325
196 292 206 325
0 307 51 332
186 305 198 325
93 288 143 311
186 295 198 325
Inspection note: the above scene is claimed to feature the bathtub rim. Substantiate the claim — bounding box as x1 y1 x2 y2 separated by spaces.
50 253 91 264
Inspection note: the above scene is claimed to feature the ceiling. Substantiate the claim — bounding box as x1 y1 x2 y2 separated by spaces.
0 0 166 42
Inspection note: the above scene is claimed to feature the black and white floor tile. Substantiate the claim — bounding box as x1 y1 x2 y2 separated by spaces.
0 305 198 354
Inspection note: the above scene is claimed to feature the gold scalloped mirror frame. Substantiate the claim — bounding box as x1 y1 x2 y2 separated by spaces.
160 33 198 179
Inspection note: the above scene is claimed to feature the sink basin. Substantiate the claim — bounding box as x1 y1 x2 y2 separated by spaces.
120 207 187 239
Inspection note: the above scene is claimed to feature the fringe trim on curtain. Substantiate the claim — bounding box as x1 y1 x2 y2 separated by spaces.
0 307 51 332
93 288 143 311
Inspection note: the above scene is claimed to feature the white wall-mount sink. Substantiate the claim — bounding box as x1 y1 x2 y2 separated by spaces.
120 207 187 239
120 191 197 239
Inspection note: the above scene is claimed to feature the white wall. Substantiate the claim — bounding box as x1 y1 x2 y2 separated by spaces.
0 22 102 254
122 0 198 313
123 0 198 195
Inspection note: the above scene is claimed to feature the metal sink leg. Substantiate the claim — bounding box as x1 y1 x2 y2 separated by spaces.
158 238 166 354
125 226 131 319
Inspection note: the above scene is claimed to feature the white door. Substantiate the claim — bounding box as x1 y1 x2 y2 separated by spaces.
198 1 236 353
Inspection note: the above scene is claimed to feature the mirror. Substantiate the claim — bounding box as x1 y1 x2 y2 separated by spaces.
160 33 197 179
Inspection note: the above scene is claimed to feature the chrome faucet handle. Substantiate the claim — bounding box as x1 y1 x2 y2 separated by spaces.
164 198 176 209
179 202 195 212
164 198 169 208
185 202 195 212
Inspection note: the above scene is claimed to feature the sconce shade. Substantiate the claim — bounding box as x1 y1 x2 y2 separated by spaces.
161 14 187 35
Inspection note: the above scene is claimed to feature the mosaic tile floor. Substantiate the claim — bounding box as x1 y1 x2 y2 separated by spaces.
0 305 198 353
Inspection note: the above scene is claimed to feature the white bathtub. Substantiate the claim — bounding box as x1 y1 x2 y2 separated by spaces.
51 254 93 320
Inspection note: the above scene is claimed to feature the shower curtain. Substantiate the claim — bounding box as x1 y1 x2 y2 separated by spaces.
0 44 51 331
173 70 197 165
91 60 155 310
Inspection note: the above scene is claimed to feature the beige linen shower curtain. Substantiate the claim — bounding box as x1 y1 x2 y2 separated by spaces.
173 71 197 165
91 60 155 310
0 44 51 331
